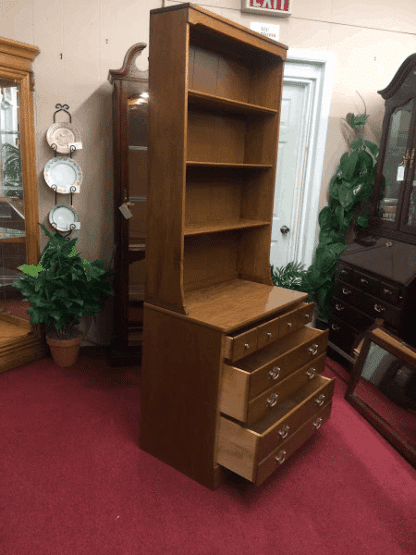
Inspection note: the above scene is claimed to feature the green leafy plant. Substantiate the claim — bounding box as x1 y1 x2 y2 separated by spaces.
271 261 308 291
11 224 114 339
271 111 385 322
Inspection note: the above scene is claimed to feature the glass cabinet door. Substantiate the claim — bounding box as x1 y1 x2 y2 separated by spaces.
0 80 29 321
378 100 414 224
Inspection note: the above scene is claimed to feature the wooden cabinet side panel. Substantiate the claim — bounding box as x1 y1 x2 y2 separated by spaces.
146 10 188 313
140 306 224 488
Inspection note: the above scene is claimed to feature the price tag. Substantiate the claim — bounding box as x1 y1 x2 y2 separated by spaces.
119 203 133 219
397 165 405 181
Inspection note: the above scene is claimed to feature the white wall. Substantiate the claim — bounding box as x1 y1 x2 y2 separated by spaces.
1 0 416 344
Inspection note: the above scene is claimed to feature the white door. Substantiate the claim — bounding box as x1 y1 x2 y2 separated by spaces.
270 51 335 271
270 81 310 270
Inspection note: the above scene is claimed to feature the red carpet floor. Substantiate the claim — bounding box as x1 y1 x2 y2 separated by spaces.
0 354 415 555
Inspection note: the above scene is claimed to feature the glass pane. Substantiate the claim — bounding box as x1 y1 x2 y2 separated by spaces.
0 80 28 322
407 174 416 226
355 341 416 450
379 100 413 223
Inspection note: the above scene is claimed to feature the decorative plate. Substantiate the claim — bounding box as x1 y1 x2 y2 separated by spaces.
48 203 79 232
46 122 81 154
43 157 83 194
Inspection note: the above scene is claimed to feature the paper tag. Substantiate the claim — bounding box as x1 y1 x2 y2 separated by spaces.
119 203 133 219
70 142 83 150
397 165 405 181
250 22 280 41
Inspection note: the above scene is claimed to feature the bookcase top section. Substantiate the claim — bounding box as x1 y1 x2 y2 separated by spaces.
183 279 307 332
150 3 288 56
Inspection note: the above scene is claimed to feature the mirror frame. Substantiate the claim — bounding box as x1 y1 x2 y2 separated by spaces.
345 325 416 467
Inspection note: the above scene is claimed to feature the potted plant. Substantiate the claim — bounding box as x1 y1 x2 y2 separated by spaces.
11 224 114 367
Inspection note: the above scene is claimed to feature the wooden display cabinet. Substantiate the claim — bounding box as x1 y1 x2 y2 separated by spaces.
140 4 334 489
108 44 148 365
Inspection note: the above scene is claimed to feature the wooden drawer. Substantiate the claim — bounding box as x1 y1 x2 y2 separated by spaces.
225 301 313 360
333 279 362 309
217 375 335 484
220 327 328 422
350 269 379 293
360 292 402 328
378 281 404 306
256 401 332 485
336 263 354 285
330 297 373 331
328 315 360 355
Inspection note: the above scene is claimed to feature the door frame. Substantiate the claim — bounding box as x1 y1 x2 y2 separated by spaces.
282 49 336 267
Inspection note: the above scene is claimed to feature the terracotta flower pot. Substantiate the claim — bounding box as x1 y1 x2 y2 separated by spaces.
46 333 84 367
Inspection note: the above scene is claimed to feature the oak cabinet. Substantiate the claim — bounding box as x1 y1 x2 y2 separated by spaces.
140 3 333 489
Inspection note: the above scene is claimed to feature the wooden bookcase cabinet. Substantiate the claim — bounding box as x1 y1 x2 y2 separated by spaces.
140 3 334 489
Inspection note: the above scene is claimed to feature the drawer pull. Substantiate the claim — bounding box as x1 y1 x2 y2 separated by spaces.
244 343 250 350
331 323 340 331
278 425 290 439
335 303 344 311
287 322 293 328
306 367 316 379
266 332 272 338
275 450 287 465
342 287 352 295
269 367 281 380
267 393 278 408
315 393 326 407
374 304 385 313
313 417 323 430
304 312 311 320
383 288 392 295
360 278 369 285
308 343 319 356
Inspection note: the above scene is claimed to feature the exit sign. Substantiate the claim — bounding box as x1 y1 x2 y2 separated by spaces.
241 0 292 17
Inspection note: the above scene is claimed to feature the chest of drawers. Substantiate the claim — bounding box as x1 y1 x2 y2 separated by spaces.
328 238 416 359
141 284 334 489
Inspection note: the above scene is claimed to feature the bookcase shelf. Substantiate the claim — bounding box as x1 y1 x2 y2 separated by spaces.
140 4 332 491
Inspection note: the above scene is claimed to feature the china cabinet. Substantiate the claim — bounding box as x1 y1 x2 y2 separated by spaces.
329 54 416 362
140 4 334 489
108 44 148 365
0 37 47 373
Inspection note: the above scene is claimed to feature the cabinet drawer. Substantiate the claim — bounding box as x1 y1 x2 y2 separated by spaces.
330 297 373 331
220 327 328 422
328 315 360 355
245 353 326 425
224 327 258 361
378 281 403 306
351 269 378 292
336 263 354 285
278 307 300 339
256 401 332 485
333 279 362 308
297 302 314 326
360 293 402 328
217 375 335 484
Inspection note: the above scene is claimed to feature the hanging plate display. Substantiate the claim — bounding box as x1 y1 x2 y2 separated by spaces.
46 122 81 154
43 157 83 194
48 203 79 232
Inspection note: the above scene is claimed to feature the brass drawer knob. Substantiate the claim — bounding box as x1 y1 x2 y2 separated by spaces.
275 449 287 465
331 323 340 331
278 424 290 439
374 304 385 313
308 343 319 356
383 288 392 296
335 303 344 311
266 332 272 338
315 393 325 406
267 393 278 408
244 343 250 349
269 366 281 380
342 287 352 295
313 417 323 430
306 367 316 379
360 278 369 285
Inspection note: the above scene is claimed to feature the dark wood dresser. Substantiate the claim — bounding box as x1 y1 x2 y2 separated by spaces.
329 53 416 362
